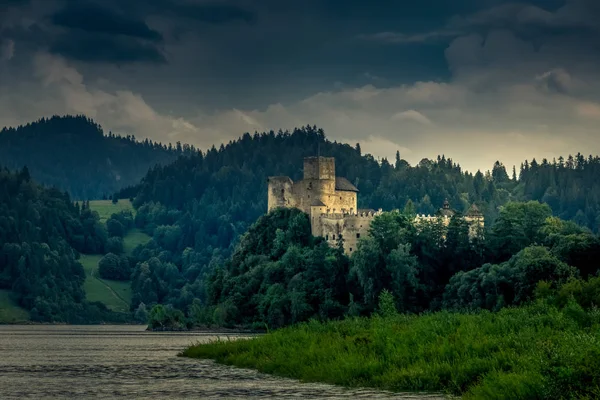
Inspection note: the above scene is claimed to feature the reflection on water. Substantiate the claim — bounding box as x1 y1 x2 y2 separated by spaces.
0 325 445 399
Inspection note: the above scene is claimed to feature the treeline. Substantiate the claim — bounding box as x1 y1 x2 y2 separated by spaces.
0 115 191 200
519 155 600 230
0 167 127 322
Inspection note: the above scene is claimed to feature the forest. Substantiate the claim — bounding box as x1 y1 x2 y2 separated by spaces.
110 125 600 330
2 119 600 330
0 167 130 322
0 115 192 200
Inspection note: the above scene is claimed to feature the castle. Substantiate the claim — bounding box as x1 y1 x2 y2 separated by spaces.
268 156 483 254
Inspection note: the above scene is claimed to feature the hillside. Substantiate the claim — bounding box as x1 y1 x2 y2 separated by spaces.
123 126 600 323
81 200 150 314
0 199 151 323
0 167 113 322
0 115 191 200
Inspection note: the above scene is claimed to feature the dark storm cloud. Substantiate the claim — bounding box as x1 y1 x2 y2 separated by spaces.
4 0 600 174
0 0 30 6
49 32 167 64
45 1 166 64
159 2 256 24
52 2 163 41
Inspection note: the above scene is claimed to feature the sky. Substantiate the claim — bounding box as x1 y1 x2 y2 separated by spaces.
1 0 600 173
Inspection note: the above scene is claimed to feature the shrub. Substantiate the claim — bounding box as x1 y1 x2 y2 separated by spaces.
106 236 124 255
98 252 130 280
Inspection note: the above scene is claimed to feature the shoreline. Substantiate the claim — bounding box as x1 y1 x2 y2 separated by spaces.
181 303 600 399
148 325 262 334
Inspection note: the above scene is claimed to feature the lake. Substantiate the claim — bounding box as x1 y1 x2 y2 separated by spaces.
0 325 445 399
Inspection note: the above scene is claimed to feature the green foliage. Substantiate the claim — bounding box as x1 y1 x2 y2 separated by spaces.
0 116 186 199
134 302 149 322
107 219 125 238
148 304 187 330
98 253 131 281
106 210 135 238
182 303 600 399
489 201 553 262
376 289 397 318
0 289 30 323
536 276 600 311
202 208 351 329
106 237 124 255
444 246 577 310
0 168 112 322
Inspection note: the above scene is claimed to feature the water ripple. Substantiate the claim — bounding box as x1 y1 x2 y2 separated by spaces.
0 325 446 399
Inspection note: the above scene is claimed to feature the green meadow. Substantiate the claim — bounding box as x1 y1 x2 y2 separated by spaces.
182 302 600 399
88 199 135 223
80 254 131 313
78 200 150 313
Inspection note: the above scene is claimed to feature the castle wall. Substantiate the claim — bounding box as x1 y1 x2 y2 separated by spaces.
319 211 379 254
304 157 335 180
310 205 327 237
327 190 357 214
465 216 485 238
267 177 295 212
293 179 336 213
414 214 484 240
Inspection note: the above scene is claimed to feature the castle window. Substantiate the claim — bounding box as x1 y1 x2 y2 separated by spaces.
308 195 310 198
281 189 285 195
332 234 336 240
356 233 360 239
326 234 329 240
340 196 342 200
308 182 312 190
350 248 353 252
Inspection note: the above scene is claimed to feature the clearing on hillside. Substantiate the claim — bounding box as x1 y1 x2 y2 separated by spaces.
89 199 134 223
80 254 131 313
82 200 151 313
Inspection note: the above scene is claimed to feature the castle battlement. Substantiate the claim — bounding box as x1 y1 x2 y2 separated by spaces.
319 209 383 219
268 157 483 255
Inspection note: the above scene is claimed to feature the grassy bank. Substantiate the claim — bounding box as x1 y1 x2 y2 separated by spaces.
182 302 600 399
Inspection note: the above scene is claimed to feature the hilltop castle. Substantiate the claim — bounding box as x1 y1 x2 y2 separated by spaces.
268 156 483 254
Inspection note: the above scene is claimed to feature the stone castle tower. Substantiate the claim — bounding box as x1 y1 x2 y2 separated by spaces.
268 157 483 254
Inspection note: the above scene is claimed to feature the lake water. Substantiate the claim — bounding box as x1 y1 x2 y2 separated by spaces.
0 325 445 399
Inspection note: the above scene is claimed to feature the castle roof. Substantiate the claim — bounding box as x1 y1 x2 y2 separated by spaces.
310 199 326 207
437 208 456 217
335 177 359 192
466 203 483 217
436 198 455 217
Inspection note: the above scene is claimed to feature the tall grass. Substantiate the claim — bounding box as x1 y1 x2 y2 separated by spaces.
182 302 600 399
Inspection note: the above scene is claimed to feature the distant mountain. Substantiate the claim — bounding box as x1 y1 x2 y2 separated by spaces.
0 115 192 199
